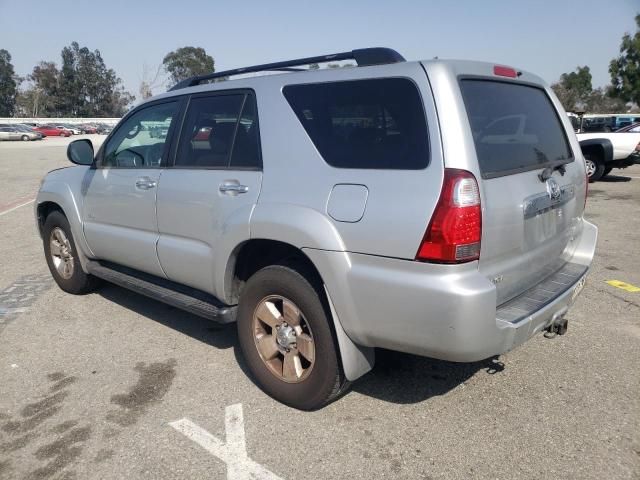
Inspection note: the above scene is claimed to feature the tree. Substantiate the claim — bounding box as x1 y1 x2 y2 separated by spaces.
585 87 627 113
163 47 214 87
139 63 165 100
551 66 592 111
0 49 17 116
609 14 640 106
56 42 133 116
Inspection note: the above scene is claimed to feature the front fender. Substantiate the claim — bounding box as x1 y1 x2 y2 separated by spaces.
36 169 94 271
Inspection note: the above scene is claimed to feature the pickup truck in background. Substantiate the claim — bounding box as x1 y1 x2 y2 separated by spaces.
577 131 640 181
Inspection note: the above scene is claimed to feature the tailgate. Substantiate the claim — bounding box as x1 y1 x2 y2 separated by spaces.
459 79 586 304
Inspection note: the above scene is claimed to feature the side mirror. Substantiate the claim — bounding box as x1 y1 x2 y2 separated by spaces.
67 139 94 165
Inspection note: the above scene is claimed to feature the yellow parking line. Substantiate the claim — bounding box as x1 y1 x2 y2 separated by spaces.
606 280 640 293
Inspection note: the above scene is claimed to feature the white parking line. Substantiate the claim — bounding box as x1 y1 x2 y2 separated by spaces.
0 199 34 217
170 404 284 480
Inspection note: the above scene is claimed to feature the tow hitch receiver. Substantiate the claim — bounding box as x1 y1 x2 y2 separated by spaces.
544 309 569 338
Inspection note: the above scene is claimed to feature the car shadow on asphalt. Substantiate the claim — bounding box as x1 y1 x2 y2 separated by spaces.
97 284 237 351
351 350 504 404
97 284 506 406
599 174 632 182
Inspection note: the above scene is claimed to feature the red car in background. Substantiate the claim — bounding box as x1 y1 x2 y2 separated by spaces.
34 125 72 137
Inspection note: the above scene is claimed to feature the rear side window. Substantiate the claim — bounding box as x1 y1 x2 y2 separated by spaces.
460 80 572 178
175 93 261 169
283 78 429 169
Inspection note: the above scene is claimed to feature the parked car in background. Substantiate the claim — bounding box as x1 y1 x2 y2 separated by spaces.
35 125 72 137
78 124 98 134
14 124 44 139
581 116 616 132
95 123 113 134
615 122 640 133
578 131 640 181
0 126 42 141
58 124 82 135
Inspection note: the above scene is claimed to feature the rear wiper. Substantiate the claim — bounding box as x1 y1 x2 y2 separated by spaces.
538 160 569 182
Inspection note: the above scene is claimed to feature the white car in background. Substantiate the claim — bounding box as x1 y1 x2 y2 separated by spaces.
57 124 82 135
577 131 640 181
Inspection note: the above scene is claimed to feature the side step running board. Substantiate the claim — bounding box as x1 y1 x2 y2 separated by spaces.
86 260 236 323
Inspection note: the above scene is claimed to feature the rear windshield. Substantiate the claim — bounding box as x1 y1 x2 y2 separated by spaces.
460 80 572 178
283 78 429 169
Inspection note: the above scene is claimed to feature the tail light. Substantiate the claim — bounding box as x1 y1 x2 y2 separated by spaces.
416 169 481 263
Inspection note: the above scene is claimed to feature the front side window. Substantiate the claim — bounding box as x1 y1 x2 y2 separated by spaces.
283 78 430 169
102 101 178 168
175 93 261 169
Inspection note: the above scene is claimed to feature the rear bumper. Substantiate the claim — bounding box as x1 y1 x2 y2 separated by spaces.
304 220 598 363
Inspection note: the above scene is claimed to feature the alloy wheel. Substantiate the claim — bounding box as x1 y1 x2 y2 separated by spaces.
585 158 596 178
252 295 316 383
49 227 74 279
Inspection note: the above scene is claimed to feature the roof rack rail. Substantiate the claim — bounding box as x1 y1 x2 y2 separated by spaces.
168 47 405 91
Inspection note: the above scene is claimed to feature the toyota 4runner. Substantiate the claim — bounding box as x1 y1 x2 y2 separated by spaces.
36 48 597 410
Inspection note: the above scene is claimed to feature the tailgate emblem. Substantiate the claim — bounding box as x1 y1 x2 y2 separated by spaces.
546 178 562 201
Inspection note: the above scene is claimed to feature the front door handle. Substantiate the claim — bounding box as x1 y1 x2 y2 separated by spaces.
135 177 157 190
219 182 249 195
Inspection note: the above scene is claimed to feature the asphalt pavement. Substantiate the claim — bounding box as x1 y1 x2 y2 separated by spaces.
0 137 638 479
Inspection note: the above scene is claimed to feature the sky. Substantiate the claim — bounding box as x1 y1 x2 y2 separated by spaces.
0 0 638 101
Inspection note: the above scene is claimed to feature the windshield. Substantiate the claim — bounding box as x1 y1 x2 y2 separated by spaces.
460 80 573 178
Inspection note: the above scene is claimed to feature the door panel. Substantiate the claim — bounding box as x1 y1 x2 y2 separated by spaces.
156 91 262 296
156 170 262 294
82 100 180 277
83 168 164 276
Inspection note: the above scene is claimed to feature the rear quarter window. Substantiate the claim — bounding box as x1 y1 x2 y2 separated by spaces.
283 78 429 169
460 80 573 178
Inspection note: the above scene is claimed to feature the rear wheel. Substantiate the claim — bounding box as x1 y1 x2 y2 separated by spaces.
237 263 348 410
585 154 605 182
603 166 613 177
43 211 99 294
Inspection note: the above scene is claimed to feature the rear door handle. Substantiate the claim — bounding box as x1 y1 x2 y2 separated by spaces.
135 177 157 190
219 182 249 195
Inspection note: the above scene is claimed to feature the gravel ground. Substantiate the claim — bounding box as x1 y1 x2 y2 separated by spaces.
0 138 638 479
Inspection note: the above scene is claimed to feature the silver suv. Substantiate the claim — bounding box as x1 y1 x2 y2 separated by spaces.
36 48 597 410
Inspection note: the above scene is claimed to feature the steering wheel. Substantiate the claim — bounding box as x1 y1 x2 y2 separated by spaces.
114 148 145 167
147 143 165 166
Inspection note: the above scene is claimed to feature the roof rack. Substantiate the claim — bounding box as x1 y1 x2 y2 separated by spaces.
168 47 406 91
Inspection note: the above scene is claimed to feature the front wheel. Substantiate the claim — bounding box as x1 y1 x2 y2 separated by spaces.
43 211 99 294
585 155 605 182
21 135 30 141
237 264 348 410
603 166 613 177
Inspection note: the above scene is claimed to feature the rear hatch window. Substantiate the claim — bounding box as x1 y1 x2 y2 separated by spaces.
460 80 572 178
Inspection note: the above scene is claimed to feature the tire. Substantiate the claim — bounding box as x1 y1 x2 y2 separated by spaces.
603 166 613 177
43 211 99 294
59 132 65 137
584 154 605 182
21 135 29 141
237 263 348 410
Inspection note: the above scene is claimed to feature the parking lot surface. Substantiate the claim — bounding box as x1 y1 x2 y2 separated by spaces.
0 138 639 479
